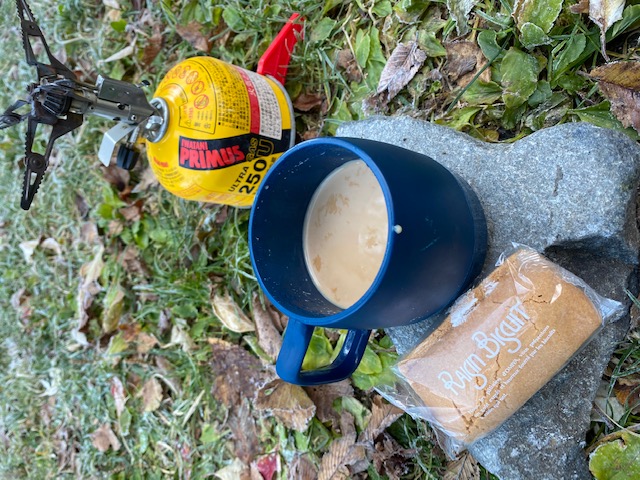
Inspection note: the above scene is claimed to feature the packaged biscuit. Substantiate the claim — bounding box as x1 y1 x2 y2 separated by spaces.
380 246 623 457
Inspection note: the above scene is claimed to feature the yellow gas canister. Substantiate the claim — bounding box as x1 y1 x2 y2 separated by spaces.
145 57 295 207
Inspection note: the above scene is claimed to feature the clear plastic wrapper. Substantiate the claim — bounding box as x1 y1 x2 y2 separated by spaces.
377 246 624 458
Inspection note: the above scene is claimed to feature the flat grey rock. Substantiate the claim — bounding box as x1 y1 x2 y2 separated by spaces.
337 117 640 479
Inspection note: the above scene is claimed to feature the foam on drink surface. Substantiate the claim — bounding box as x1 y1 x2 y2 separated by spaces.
303 160 389 309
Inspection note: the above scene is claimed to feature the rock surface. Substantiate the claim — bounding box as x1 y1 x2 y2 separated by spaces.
337 117 640 480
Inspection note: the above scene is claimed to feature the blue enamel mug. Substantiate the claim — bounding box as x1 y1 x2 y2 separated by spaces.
249 138 487 385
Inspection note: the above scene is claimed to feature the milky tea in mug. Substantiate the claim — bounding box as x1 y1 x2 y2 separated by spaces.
302 160 389 309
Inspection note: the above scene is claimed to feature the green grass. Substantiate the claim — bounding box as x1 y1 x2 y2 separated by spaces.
1 0 640 478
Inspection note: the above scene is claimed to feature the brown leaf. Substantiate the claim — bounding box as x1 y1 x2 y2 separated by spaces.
443 451 480 480
591 61 640 90
110 377 127 417
227 399 260 464
371 433 415 480
359 395 404 444
10 288 32 320
336 49 363 82
74 192 91 219
118 245 148 277
136 332 158 354
445 41 491 87
266 301 288 332
318 412 366 480
377 41 427 102
139 377 163 412
91 423 121 452
108 220 124 236
208 338 271 408
255 379 316 432
176 21 211 52
101 164 130 192
79 222 100 245
590 61 640 132
288 454 318 480
142 31 163 67
119 203 143 222
301 129 321 141
293 92 325 112
251 294 282 362
304 380 354 427
570 0 590 14
77 246 105 331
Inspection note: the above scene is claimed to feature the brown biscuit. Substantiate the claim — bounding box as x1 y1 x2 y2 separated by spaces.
396 249 603 444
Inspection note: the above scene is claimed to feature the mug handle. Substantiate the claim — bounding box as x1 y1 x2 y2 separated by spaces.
276 317 371 386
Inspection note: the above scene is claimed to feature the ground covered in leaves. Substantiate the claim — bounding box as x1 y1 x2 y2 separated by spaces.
2 0 640 479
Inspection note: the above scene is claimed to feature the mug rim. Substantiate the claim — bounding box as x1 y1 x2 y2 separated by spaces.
249 137 396 325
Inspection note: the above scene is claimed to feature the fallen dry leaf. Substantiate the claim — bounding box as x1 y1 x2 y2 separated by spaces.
139 377 163 412
118 245 148 278
77 246 105 331
136 332 158 354
255 379 316 432
141 31 163 67
443 451 480 480
10 288 32 320
19 238 40 263
41 237 62 256
360 395 404 443
170 325 195 352
251 452 280 480
91 423 121 452
102 284 125 334
75 193 90 219
102 44 135 64
318 412 366 480
570 0 590 14
119 202 143 222
79 222 99 244
208 338 271 408
376 41 427 103
445 41 491 87
215 458 251 480
228 399 260 464
110 377 127 418
176 21 211 52
614 382 640 413
101 164 130 193
251 294 282 362
336 49 363 83
212 290 255 333
371 433 415 480
304 380 354 427
288 454 318 480
590 61 640 132
293 92 325 112
589 0 626 59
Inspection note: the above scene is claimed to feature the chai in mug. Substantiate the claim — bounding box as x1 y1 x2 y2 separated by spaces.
302 160 389 309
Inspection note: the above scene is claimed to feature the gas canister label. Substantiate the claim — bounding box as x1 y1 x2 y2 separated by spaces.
179 132 292 171
234 67 283 140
